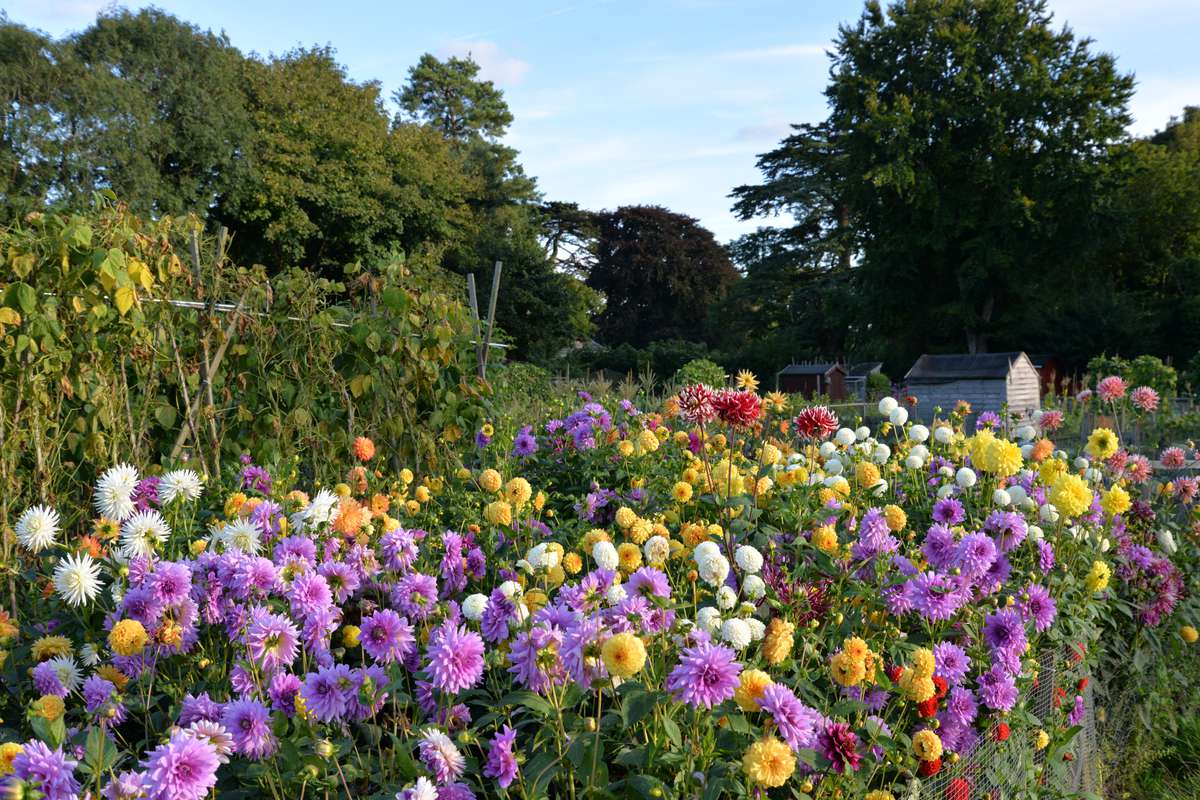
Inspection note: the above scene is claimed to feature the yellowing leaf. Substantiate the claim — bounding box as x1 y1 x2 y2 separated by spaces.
115 286 136 316
0 308 20 325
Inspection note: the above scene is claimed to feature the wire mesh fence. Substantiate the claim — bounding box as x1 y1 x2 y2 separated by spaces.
899 644 1102 799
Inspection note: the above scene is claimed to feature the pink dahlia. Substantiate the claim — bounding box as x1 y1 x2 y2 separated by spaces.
712 389 763 428
1161 447 1187 469
665 641 741 709
1131 386 1160 412
1126 454 1152 483
793 406 839 440
676 384 717 425
1097 375 1127 403
1039 410 1064 432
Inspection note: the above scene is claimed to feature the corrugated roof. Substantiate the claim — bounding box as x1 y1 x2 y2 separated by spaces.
905 352 1031 381
778 363 844 376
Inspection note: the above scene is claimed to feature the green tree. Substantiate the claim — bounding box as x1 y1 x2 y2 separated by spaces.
734 0 1134 370
68 9 253 217
587 205 739 348
218 48 474 273
395 53 592 360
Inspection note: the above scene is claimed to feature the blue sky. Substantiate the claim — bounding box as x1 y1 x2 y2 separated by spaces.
5 0 1200 242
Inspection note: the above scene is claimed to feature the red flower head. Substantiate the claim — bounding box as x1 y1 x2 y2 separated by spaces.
933 675 949 700
994 722 1010 742
1064 752 1075 762
917 697 938 718
887 665 903 683
1077 677 1089 693
676 384 717 425
712 389 763 428
946 777 971 800
918 757 942 777
906 395 919 407
793 406 839 440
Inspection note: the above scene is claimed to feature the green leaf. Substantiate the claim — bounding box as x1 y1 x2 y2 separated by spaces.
498 690 554 717
662 715 682 750
621 687 657 727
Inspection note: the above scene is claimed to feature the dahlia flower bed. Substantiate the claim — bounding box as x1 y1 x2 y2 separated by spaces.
2 381 1196 799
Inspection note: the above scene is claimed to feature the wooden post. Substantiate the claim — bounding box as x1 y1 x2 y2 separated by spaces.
466 274 484 378
481 261 502 377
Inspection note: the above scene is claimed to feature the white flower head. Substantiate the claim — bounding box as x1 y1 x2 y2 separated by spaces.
934 426 954 445
462 593 489 621
955 467 977 488
79 643 100 667
698 554 730 587
1027 524 1044 542
1157 529 1178 555
720 618 752 650
592 540 619 571
936 484 956 499
605 583 627 605
187 720 234 764
306 489 341 527
53 552 103 607
159 469 204 503
889 407 909 426
715 585 738 611
745 618 766 641
697 606 723 634
742 574 766 600
94 463 139 522
119 509 170 560
993 489 1012 507
47 655 82 692
643 535 670 565
908 425 930 443
855 426 871 442
734 545 763 574
911 444 929 460
818 442 837 459
1007 485 1028 506
878 397 898 416
692 541 721 565
835 428 856 447
498 580 523 599
1040 504 1060 524
16 505 60 553
872 444 891 464
905 454 925 470
824 458 844 476
219 518 261 555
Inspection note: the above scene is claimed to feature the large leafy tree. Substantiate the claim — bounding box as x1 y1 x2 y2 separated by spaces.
734 0 1134 369
395 54 592 360
587 205 739 348
218 48 475 273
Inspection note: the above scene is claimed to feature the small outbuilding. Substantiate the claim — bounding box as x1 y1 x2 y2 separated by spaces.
776 362 848 400
903 352 1041 420
846 361 884 401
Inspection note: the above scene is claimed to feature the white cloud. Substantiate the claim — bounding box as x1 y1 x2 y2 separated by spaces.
733 121 793 142
717 43 827 61
441 39 530 86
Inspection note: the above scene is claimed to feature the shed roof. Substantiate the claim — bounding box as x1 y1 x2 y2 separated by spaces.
905 352 1033 381
778 362 845 376
848 361 883 376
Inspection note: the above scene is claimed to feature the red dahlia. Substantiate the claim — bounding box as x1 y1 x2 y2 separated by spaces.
918 757 942 777
946 777 971 800
792 405 839 440
994 721 1010 741
676 384 717 425
712 389 763 428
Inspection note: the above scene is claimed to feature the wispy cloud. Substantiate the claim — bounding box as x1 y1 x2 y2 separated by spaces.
733 121 794 142
717 43 827 61
441 39 530 86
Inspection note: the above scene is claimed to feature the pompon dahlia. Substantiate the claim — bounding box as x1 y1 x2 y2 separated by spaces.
676 384 717 425
665 641 741 709
426 621 485 695
712 389 763 428
792 406 839 440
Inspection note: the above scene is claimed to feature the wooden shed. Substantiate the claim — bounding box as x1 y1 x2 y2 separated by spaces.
903 352 1041 420
1028 354 1075 398
846 361 884 401
776 362 848 400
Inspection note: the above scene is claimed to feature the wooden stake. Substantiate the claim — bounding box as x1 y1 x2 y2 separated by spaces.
481 261 502 376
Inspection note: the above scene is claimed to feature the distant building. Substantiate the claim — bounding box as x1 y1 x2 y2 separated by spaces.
1027 354 1074 397
846 361 884 401
776 362 848 400
904 352 1041 420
